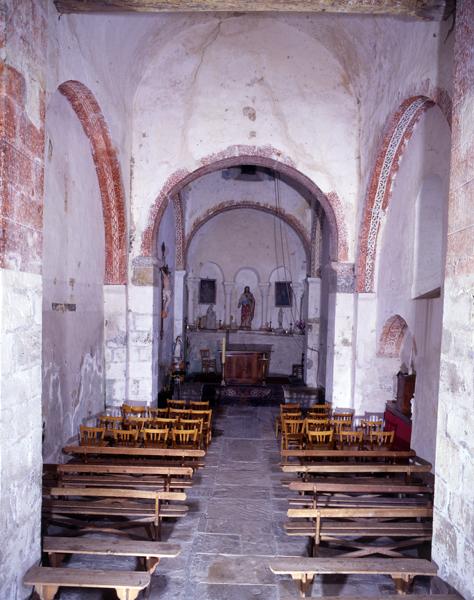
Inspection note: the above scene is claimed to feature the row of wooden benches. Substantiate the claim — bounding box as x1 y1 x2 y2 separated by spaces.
24 440 209 599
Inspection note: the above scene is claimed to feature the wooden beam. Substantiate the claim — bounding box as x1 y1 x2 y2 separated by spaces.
54 0 454 21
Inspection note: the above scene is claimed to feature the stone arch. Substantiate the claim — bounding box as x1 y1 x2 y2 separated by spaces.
140 145 349 266
185 201 311 270
356 95 451 293
377 314 409 358
58 81 127 284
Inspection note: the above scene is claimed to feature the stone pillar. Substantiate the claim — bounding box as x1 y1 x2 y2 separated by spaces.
305 277 321 387
432 3 474 598
186 276 199 326
223 281 234 326
325 263 355 407
173 270 186 342
128 256 158 404
292 282 305 322
258 282 271 328
352 292 378 415
104 285 128 408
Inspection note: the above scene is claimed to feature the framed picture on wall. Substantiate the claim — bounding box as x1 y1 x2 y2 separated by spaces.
275 281 292 306
199 279 216 304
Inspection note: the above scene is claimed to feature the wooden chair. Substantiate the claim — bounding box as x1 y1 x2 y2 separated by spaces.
276 403 302 437
148 407 169 418
143 428 169 448
200 348 216 373
304 418 330 434
122 404 148 418
169 408 191 420
190 409 213 446
306 429 333 449
98 416 123 431
370 429 395 449
112 428 139 447
177 419 204 447
167 399 186 409
124 417 150 431
360 418 384 435
281 418 305 451
151 417 178 430
79 426 106 447
329 418 352 434
171 427 199 449
307 404 331 418
339 429 364 449
189 400 210 410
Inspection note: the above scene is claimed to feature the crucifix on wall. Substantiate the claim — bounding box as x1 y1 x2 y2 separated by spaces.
160 242 172 339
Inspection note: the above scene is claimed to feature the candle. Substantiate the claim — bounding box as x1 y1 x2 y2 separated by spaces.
221 337 226 364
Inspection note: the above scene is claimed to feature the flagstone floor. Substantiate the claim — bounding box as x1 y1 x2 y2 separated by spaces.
57 399 437 599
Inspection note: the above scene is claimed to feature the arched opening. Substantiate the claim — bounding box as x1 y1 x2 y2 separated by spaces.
145 158 342 401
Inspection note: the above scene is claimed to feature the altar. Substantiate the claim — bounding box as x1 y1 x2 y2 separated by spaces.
224 343 272 385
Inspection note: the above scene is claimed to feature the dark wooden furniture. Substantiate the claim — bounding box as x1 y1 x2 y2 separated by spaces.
224 344 271 384
396 371 416 416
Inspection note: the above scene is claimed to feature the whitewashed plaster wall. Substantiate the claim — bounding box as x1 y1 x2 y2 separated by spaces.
42 92 106 462
131 15 359 259
355 106 450 464
182 170 312 241
187 209 307 330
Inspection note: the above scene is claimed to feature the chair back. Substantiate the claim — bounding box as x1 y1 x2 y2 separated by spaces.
189 400 210 410
151 417 178 430
98 416 123 430
147 407 169 418
307 404 331 417
304 418 330 434
329 418 352 433
167 399 186 409
370 429 395 448
360 418 384 434
282 418 305 435
122 404 148 418
143 428 169 447
339 429 364 447
79 426 106 446
113 428 139 446
169 408 192 420
307 429 334 445
280 403 301 414
124 416 150 431
171 427 199 447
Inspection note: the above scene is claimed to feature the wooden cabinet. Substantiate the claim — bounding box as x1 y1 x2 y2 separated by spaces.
396 372 416 417
223 344 271 384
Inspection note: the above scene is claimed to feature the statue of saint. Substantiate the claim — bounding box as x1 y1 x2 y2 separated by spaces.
205 304 217 329
238 286 256 329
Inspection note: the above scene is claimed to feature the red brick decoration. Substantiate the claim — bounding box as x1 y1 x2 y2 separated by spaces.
172 193 185 270
0 63 45 273
378 314 408 357
185 200 311 268
58 81 126 284
356 96 436 293
140 145 349 265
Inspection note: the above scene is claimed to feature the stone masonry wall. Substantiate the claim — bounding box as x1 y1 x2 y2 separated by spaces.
0 1 48 597
432 2 474 598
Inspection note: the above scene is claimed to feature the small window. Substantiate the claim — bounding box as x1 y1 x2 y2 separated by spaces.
199 279 216 304
275 281 292 307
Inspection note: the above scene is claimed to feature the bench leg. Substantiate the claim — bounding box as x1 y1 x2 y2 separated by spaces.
292 574 314 598
36 584 59 600
115 588 140 600
392 575 413 594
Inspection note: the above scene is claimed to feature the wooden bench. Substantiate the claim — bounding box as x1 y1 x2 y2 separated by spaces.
24 566 149 600
43 486 188 540
63 444 206 466
285 505 433 558
52 463 194 491
281 457 432 480
281 448 416 464
43 536 180 573
288 481 433 508
268 557 438 597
